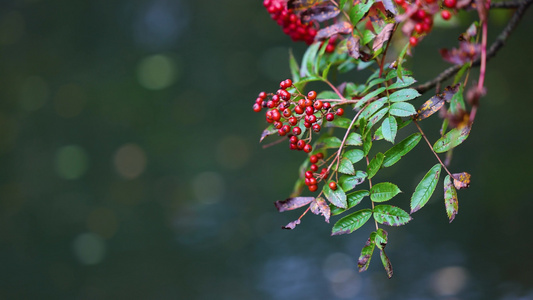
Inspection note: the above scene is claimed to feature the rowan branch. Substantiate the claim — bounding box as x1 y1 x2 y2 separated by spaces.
415 0 533 94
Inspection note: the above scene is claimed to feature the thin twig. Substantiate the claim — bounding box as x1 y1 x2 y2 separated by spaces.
415 0 533 94
413 120 454 177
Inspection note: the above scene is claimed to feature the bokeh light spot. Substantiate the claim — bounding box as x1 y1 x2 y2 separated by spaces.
53 83 87 118
113 143 147 179
55 145 89 180
137 54 178 90
216 135 250 170
19 76 49 111
72 233 106 265
322 252 362 298
431 266 469 296
191 171 225 204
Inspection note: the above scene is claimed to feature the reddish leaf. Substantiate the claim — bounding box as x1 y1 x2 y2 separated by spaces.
372 23 394 52
416 84 460 121
301 4 340 23
288 0 324 12
310 197 331 223
452 172 471 189
315 22 352 41
282 219 301 230
346 35 360 59
275 197 315 212
440 42 481 65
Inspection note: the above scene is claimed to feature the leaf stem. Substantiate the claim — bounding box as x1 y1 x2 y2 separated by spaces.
366 155 379 231
413 120 453 178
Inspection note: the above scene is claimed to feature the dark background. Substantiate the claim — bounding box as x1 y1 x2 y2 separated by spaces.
0 0 532 299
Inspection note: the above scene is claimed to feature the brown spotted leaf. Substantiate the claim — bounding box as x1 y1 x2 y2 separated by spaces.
440 42 481 65
452 172 471 189
433 125 471 153
301 4 340 23
346 35 360 59
288 0 324 12
372 23 394 52
310 197 331 223
282 219 301 230
315 22 352 41
444 175 459 222
358 231 377 272
260 125 278 142
416 84 461 121
275 197 315 212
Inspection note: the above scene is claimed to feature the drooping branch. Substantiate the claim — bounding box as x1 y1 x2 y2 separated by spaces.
415 0 533 94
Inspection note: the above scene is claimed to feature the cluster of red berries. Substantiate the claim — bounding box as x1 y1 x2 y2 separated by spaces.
395 0 456 47
303 153 335 192
263 0 317 45
253 79 345 153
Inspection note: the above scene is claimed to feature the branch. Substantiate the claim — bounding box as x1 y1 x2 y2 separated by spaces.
415 0 533 94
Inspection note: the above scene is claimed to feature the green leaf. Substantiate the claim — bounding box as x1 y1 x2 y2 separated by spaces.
339 172 368 192
364 78 387 93
346 132 363 146
343 149 364 164
359 97 387 119
358 232 376 272
366 107 389 131
388 88 421 102
382 132 422 167
389 102 417 117
381 115 397 143
450 85 466 115
321 136 343 148
367 152 384 179
339 0 348 10
375 228 388 250
317 90 340 100
444 175 459 222
325 117 352 129
362 29 376 45
373 205 412 226
433 125 471 153
337 157 356 175
330 190 369 216
331 209 372 236
370 182 401 202
323 184 348 208
300 42 321 77
387 76 416 90
349 1 374 25
322 62 333 80
380 248 393 279
289 49 300 82
410 164 441 213
360 87 386 104
363 130 372 155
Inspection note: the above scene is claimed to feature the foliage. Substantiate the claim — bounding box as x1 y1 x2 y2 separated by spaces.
254 0 532 278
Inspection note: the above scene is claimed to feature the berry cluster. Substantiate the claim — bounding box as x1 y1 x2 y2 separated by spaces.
263 0 317 44
395 0 456 47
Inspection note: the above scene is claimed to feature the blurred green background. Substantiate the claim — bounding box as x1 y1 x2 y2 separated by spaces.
0 0 532 299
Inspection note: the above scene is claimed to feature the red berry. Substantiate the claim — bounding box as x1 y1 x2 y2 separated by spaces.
253 103 262 112
316 153 324 160
288 116 297 126
294 106 304 114
258 91 267 99
293 126 302 135
323 102 331 110
308 177 317 185
278 89 291 100
289 143 298 150
441 10 452 20
312 124 321 132
329 181 337 190
409 36 419 47
309 155 318 164
313 100 323 110
285 79 293 87
278 128 286 136
290 136 298 144
271 95 280 103
415 9 426 20
304 122 312 128
305 170 313 178
336 108 344 116
444 0 457 8
304 98 313 107
307 91 317 101
281 124 290 133
415 23 424 34
326 113 335 121
308 114 317 123
395 0 405 4
310 164 318 172
309 184 318 192
297 140 306 149
303 144 312 153
273 121 283 129
305 106 315 116
325 44 335 53
282 108 292 117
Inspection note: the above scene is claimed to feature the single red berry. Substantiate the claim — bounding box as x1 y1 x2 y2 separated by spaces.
271 109 281 121
444 0 457 8
281 124 291 133
309 155 318 164
258 91 267 99
310 164 318 172
336 108 344 116
304 98 313 107
307 91 317 101
253 103 262 112
292 126 302 135
326 113 335 121
409 36 419 47
303 144 312 153
273 121 283 129
441 10 452 20
329 181 337 190
395 0 405 4
297 140 306 149
308 184 318 192
298 99 305 107
415 23 424 34
323 102 331 110
312 123 321 132
294 105 304 114
271 95 280 103
316 153 324 160
308 177 317 185
415 9 427 20
313 100 323 110
304 121 312 128
278 128 286 136
278 89 291 100
305 106 315 116
289 143 298 150
288 116 297 126
305 170 314 178
290 136 298 144
284 79 292 88
308 114 317 123
426 0 435 3
325 44 335 53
